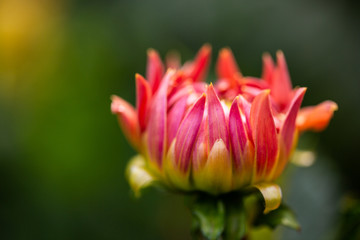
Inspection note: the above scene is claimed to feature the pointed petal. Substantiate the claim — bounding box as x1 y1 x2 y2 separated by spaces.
270 88 306 180
253 183 282 213
174 94 206 172
193 139 232 194
187 44 212 82
238 95 253 143
229 97 248 169
166 50 181 69
229 98 255 187
135 74 152 132
296 100 338 132
216 48 242 80
270 51 293 109
276 51 292 91
167 95 188 146
126 155 156 197
261 53 275 84
111 95 140 149
146 49 164 93
281 88 307 154
192 106 209 171
207 84 229 149
146 70 174 168
250 91 278 178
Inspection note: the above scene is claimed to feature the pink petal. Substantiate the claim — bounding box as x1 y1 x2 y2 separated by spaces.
135 74 152 132
192 117 208 171
167 95 188 146
207 84 229 149
146 49 164 93
238 95 253 143
271 88 307 179
229 97 248 169
146 70 174 168
111 95 140 149
250 90 278 177
175 94 206 172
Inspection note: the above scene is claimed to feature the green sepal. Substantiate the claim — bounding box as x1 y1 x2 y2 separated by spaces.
252 183 282 213
190 195 226 240
255 204 301 231
126 155 157 197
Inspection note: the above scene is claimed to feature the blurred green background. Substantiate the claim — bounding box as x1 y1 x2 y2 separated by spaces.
0 0 359 239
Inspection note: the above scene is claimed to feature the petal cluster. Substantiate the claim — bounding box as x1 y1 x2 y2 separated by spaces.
112 45 337 195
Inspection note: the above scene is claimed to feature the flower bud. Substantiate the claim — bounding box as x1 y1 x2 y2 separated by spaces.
112 45 337 200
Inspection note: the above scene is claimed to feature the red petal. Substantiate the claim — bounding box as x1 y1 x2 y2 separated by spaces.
296 100 338 132
261 53 275 85
280 88 307 154
146 70 174 168
229 97 248 169
207 84 229 149
270 51 293 110
111 95 140 149
186 44 212 82
146 49 164 93
135 74 152 132
175 94 206 172
216 48 242 80
250 90 278 177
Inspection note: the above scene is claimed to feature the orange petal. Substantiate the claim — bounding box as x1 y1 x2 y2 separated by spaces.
296 100 338 132
250 90 278 178
216 48 242 80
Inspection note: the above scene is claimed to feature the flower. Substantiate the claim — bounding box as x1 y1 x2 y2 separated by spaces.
111 45 337 210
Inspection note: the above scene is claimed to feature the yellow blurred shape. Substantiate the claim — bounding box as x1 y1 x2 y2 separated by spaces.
0 0 63 95
291 150 316 167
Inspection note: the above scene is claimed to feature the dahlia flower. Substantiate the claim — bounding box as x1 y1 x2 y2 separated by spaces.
111 45 337 213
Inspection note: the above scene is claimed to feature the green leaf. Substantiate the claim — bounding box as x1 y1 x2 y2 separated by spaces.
253 183 282 213
335 195 360 240
255 205 301 231
126 155 156 197
191 196 225 240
